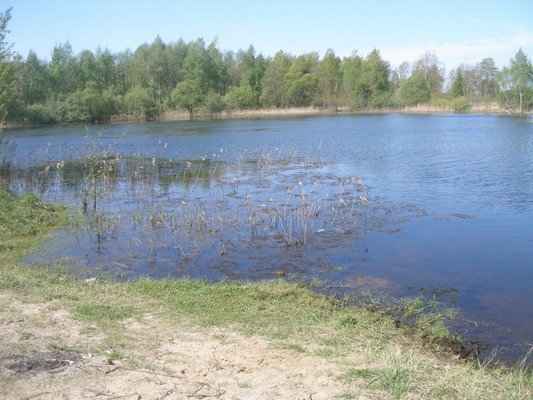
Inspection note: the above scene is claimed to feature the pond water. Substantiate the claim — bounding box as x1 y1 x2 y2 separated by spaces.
4 113 533 363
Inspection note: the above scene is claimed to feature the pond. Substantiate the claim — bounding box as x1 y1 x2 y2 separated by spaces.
3 113 533 364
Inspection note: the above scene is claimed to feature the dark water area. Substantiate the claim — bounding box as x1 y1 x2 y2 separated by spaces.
3 114 533 363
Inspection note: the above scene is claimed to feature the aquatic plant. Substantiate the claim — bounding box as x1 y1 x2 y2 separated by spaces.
0 133 15 188
11 139 420 287
77 133 120 211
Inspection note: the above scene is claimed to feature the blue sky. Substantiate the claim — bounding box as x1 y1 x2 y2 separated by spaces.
4 0 533 71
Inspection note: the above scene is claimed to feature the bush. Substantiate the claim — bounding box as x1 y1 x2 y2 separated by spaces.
451 96 471 113
226 85 259 110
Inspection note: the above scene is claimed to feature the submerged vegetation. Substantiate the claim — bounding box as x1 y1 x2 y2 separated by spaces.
6 133 413 283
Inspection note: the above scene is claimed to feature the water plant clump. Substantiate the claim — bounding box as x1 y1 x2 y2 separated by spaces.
3 133 418 283
8 139 421 284
76 134 122 211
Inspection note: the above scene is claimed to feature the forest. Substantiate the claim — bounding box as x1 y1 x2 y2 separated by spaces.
1 8 532 126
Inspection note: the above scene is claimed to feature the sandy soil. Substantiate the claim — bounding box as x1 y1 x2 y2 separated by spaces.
0 293 376 400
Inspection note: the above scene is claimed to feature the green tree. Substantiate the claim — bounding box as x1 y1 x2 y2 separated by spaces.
6 55 29 121
286 73 318 107
204 90 226 117
208 39 228 95
235 45 265 92
318 48 341 108
114 50 133 96
0 7 13 125
476 57 498 98
226 84 259 110
78 49 98 88
124 85 156 120
455 64 476 99
95 47 117 91
260 51 292 107
343 50 391 109
361 49 390 108
172 79 204 119
228 45 266 109
497 49 533 114
451 69 464 98
390 61 410 92
450 96 470 113
352 80 371 109
165 39 189 90
49 42 78 97
19 51 48 105
340 51 363 104
398 71 431 106
346 49 390 109
71 81 117 122
182 38 216 93
412 51 445 96
284 52 319 107
130 36 174 108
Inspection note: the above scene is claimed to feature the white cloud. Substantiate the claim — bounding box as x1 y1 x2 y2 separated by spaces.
379 26 533 71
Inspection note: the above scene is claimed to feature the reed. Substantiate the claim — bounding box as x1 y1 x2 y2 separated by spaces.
77 134 120 211
160 211 187 259
0 133 15 188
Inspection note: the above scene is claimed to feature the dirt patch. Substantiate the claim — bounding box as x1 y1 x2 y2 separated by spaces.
0 294 364 399
2 349 80 374
1 287 478 400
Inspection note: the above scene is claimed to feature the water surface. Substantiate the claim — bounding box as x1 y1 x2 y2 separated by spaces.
5 114 533 363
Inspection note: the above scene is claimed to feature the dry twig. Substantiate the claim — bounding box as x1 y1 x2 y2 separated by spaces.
187 382 226 398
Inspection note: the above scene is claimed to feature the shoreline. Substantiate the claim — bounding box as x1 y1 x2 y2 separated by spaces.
3 102 528 130
103 102 529 123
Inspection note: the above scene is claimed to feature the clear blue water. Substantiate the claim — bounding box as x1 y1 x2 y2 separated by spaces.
5 113 533 363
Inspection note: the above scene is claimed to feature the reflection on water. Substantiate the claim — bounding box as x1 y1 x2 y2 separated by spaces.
5 114 533 363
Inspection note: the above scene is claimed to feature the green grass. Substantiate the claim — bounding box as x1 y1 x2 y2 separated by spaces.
0 187 69 264
74 303 134 323
1 188 532 399
2 267 533 399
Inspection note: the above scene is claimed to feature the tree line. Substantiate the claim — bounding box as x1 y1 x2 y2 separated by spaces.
1 8 532 126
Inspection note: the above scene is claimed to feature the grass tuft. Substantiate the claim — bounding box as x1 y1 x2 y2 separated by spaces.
74 304 134 323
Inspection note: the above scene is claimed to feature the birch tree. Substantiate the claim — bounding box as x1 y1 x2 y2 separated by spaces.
497 49 533 114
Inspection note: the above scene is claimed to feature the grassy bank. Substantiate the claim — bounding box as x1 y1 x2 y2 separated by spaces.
1 188 532 399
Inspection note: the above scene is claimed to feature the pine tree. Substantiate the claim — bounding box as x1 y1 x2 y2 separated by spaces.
451 70 464 99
